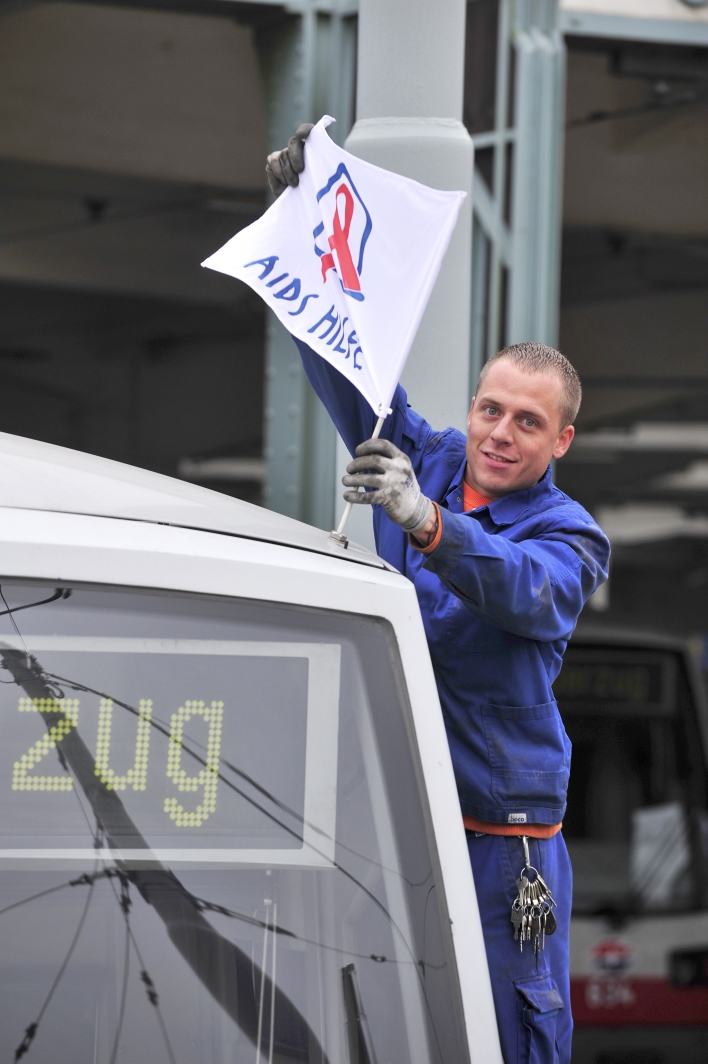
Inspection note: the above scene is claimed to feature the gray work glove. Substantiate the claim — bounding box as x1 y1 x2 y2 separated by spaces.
266 123 314 198
342 440 433 534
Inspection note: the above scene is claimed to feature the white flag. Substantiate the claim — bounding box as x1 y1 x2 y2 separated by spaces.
202 116 466 417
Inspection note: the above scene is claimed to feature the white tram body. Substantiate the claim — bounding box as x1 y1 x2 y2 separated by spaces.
0 433 503 1064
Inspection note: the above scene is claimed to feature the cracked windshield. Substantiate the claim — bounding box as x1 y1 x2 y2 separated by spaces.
0 583 466 1064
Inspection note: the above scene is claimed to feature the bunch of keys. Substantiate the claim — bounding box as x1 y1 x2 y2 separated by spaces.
510 836 557 954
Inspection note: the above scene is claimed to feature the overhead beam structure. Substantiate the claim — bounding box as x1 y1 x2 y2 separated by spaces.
346 0 475 436
470 0 566 386
560 3 708 46
0 0 568 534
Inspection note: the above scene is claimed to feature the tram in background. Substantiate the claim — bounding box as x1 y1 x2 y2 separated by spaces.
555 630 708 1064
0 432 503 1064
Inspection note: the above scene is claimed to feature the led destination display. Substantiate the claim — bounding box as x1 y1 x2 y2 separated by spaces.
553 649 674 716
0 639 340 866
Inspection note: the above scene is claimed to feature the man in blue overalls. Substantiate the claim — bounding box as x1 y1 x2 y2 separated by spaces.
266 129 610 1064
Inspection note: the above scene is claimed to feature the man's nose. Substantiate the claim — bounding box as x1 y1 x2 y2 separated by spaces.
490 415 514 443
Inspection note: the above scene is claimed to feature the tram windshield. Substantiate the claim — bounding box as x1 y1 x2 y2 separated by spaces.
555 641 708 917
0 582 467 1064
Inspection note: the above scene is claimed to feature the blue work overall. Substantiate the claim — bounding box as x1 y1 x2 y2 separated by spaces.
294 338 610 1063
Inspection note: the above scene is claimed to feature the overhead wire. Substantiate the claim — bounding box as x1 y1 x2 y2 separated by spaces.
0 586 31 667
44 667 432 890
0 597 446 1054
14 861 97 1061
109 942 130 1064
0 880 75 918
108 879 132 1064
0 862 437 970
40 663 438 980
101 865 178 1064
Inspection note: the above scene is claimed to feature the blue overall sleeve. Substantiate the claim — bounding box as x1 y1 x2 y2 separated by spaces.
422 507 610 643
293 337 412 456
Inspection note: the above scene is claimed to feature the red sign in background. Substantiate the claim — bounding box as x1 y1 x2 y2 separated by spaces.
572 978 708 1026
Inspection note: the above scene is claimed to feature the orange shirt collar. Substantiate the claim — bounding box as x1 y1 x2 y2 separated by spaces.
463 481 492 511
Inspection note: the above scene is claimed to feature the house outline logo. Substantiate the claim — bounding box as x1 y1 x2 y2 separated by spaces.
313 164 372 302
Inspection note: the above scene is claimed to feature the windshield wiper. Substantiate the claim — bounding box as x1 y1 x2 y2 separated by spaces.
0 645 326 1064
0 587 69 618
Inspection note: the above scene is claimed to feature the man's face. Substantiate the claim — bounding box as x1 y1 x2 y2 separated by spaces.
465 360 575 498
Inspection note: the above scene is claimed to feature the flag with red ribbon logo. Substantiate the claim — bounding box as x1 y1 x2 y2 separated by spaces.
202 116 465 417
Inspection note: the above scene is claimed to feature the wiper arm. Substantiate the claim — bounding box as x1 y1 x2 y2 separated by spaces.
0 646 325 1064
0 587 69 619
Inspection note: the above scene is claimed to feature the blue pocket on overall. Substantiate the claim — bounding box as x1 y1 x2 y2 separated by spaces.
482 701 571 815
515 975 564 1064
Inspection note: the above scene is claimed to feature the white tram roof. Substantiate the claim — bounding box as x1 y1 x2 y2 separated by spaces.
0 432 387 570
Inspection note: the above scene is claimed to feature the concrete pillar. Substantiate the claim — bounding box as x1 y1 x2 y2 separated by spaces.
507 0 565 349
345 0 474 434
335 0 474 549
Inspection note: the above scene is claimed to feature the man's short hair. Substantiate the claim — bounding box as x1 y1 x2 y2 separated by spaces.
477 342 582 428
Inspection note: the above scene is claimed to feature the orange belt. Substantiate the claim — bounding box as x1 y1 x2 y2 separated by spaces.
463 814 562 839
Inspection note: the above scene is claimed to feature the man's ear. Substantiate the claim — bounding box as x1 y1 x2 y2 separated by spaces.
467 396 476 432
552 424 574 460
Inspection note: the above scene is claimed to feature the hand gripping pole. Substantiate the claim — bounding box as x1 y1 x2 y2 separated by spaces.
329 415 386 547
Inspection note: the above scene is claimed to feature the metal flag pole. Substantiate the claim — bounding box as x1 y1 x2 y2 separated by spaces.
330 414 386 546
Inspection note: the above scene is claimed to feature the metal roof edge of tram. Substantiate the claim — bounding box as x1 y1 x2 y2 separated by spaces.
0 431 390 571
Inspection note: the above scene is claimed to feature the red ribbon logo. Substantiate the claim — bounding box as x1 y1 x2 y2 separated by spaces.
320 184 361 294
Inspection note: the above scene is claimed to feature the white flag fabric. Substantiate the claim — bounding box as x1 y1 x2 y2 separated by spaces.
202 116 466 417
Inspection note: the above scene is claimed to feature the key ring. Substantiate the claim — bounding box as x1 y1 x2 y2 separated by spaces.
518 835 547 890
517 863 541 880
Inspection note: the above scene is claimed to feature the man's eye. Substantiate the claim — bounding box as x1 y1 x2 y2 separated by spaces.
484 406 499 416
521 417 536 428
